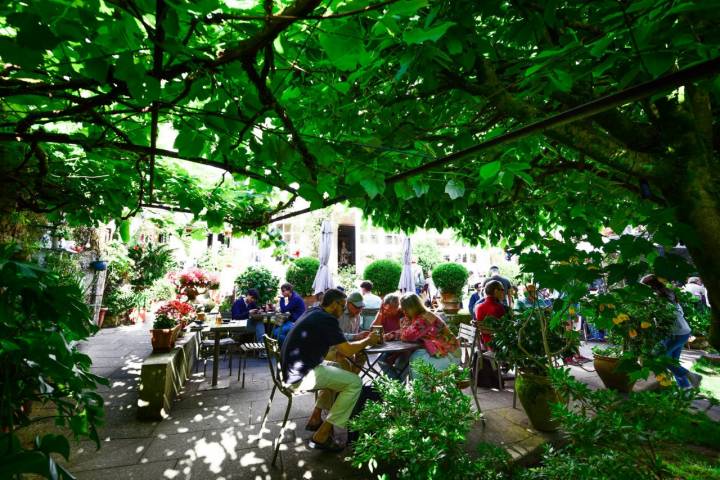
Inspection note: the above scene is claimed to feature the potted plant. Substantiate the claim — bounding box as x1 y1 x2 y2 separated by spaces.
174 267 215 300
432 262 469 314
584 285 676 392
363 259 402 297
486 306 579 432
285 257 320 305
155 300 195 335
150 314 179 352
235 266 279 306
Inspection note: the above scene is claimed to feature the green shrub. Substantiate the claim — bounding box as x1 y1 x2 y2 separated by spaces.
487 307 578 376
350 362 503 479
235 266 279 305
285 257 320 296
514 368 716 480
148 277 177 302
414 239 442 279
363 259 401 297
432 262 469 297
337 265 359 291
128 243 176 289
104 284 144 317
0 245 107 479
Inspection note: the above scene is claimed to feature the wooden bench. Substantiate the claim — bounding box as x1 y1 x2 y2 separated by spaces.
137 331 199 420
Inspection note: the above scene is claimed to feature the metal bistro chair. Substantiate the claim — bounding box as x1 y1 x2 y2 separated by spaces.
476 323 517 409
457 323 484 421
237 313 290 387
257 334 318 468
196 328 237 376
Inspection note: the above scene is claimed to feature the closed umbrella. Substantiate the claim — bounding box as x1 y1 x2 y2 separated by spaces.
398 236 415 293
312 220 334 294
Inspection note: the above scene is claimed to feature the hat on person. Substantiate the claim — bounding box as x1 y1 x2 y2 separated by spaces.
347 291 365 308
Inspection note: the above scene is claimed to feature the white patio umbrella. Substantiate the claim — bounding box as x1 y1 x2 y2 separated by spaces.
398 236 415 293
312 220 334 294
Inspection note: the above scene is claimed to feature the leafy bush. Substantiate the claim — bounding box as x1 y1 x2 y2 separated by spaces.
363 259 401 297
514 368 715 480
337 265 359 291
148 277 177 302
582 284 677 378
285 257 320 296
432 262 469 297
0 245 107 479
235 266 279 305
487 307 578 376
414 239 442 280
350 361 500 480
42 250 85 289
128 243 176 289
104 284 144 317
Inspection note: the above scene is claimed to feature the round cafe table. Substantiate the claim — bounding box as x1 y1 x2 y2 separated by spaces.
354 340 422 380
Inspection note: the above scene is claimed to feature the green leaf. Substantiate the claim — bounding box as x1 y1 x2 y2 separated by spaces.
479 161 501 179
318 23 367 71
643 52 675 77
37 434 70 461
174 129 204 157
388 0 429 16
402 22 455 45
360 178 385 199
444 179 465 200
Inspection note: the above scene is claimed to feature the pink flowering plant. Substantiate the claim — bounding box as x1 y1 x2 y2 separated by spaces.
172 268 219 290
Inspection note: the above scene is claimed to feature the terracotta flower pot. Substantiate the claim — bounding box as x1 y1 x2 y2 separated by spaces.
515 372 563 432
150 325 179 352
593 355 636 393
440 292 461 314
97 307 108 328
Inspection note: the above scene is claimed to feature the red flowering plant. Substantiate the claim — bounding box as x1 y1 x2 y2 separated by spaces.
156 300 195 320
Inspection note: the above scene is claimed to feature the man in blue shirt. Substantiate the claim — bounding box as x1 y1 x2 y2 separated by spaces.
231 289 262 342
275 283 306 344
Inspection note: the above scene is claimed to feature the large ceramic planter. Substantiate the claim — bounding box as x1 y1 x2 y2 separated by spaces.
593 355 636 393
440 292 461 314
515 372 562 432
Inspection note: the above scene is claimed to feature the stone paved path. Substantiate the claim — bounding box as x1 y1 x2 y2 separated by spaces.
47 322 716 479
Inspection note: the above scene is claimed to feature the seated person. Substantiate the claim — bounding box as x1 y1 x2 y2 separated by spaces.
360 280 382 309
330 291 368 371
338 291 365 338
279 282 306 323
275 282 306 344
281 289 381 451
231 288 263 343
371 293 404 340
514 284 550 314
399 293 460 377
475 280 507 348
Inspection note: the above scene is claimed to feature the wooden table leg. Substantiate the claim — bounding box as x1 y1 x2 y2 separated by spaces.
212 334 220 387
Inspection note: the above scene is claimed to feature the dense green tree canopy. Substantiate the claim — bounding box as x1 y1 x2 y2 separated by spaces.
1 0 720 340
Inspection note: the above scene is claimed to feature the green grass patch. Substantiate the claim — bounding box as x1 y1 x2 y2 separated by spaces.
692 357 720 401
661 447 720 480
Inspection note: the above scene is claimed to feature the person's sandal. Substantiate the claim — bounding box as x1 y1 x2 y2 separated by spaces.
308 436 344 452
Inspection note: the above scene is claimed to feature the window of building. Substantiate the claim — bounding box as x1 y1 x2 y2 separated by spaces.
470 253 477 263
385 235 393 244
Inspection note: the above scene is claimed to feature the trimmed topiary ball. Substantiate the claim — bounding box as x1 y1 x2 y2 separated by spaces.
235 266 279 305
285 257 320 296
432 262 469 297
363 259 402 297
